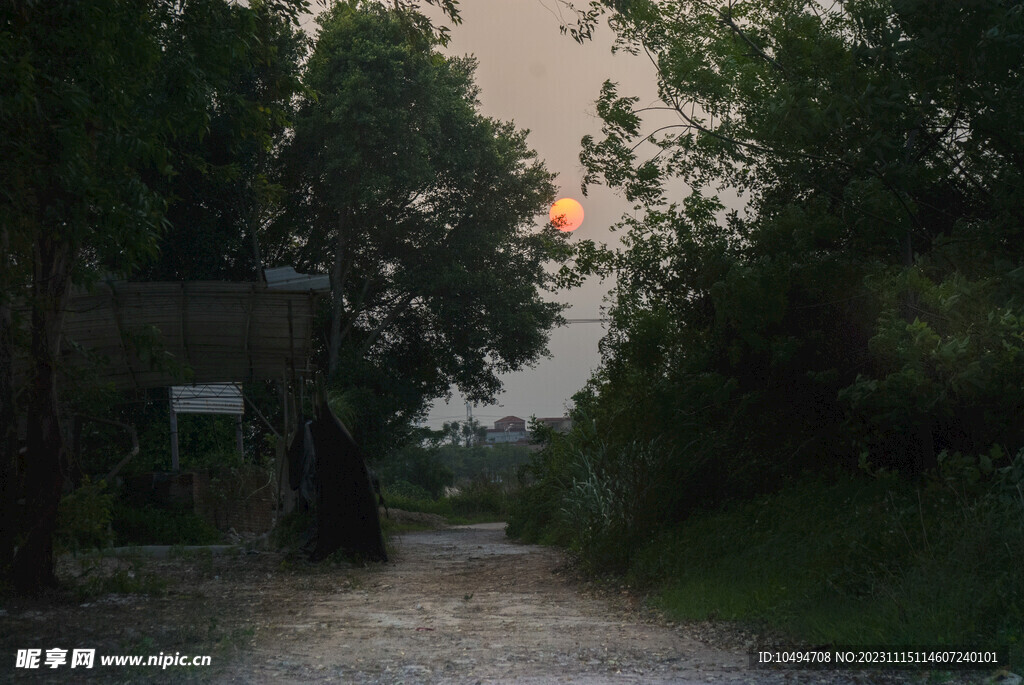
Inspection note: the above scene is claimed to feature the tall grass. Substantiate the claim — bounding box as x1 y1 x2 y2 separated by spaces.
508 431 1024 668
561 439 665 573
629 476 1024 666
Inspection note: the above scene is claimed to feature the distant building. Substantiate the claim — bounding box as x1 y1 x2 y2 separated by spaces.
536 417 572 433
494 416 526 432
483 415 572 445
486 416 528 444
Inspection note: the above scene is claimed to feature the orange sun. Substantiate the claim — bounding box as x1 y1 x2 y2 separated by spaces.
549 197 584 232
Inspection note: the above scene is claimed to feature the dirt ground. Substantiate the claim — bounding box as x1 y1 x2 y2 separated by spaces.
0 522 989 683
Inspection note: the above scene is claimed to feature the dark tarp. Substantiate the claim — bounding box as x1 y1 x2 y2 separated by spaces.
304 401 387 562
287 419 317 509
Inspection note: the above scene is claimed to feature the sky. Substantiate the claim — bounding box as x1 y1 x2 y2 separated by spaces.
304 1 663 430
417 0 663 429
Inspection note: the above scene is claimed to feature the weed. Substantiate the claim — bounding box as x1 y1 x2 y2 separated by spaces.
74 564 170 601
272 510 315 550
629 476 1024 668
383 477 511 523
112 502 222 546
56 477 114 554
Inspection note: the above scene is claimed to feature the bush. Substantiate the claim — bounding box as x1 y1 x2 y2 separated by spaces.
506 427 580 545
56 478 114 553
111 502 222 546
561 439 666 573
508 421 671 568
381 478 510 523
272 509 315 550
447 478 508 519
382 489 453 518
628 475 1024 668
385 479 433 502
377 445 453 499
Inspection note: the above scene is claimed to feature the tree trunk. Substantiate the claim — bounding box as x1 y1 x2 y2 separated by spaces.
11 236 74 593
328 218 347 376
0 226 16 580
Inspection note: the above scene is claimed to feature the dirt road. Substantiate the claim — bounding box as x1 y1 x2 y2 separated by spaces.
230 523 910 684
233 523 738 683
1 522 934 683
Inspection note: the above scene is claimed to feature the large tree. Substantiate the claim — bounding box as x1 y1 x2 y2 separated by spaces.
0 0 307 592
138 1 309 282
270 1 569 447
563 0 1024 502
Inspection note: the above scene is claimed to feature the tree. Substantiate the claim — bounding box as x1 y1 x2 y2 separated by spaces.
270 1 570 446
561 0 1024 504
2 0 169 592
442 421 462 447
460 418 485 447
138 0 309 282
0 0 308 592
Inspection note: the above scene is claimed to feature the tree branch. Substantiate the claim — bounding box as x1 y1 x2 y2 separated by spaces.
709 1 790 77
358 292 416 358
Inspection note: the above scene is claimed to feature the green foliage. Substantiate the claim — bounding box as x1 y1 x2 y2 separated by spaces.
508 420 675 570
517 1 1024 656
377 443 453 498
436 444 534 482
272 509 314 550
382 490 454 518
383 477 510 523
507 421 593 546
271 1 572 453
139 0 309 282
375 433 532 503
56 478 114 554
384 479 434 502
561 438 668 573
111 503 222 546
629 477 1024 667
446 478 509 520
1 0 308 589
550 0 1024 509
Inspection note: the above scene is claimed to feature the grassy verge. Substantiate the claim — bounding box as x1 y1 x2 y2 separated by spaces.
627 477 1024 668
379 516 439 535
384 479 509 524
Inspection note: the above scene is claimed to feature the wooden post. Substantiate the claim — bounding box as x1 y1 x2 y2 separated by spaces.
235 413 244 459
169 387 179 472
275 371 290 514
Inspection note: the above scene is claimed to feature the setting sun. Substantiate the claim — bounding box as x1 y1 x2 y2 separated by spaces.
549 197 584 232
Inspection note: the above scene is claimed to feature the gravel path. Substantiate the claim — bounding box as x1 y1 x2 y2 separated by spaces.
228 523 925 684
0 522 996 683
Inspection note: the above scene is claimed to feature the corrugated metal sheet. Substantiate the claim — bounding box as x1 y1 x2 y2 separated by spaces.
14 281 321 390
264 266 330 292
171 384 244 415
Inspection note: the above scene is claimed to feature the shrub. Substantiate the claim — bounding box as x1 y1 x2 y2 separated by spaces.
385 479 433 502
506 425 582 545
56 477 114 553
382 489 453 518
111 502 222 546
377 445 453 499
272 509 315 550
628 475 1024 668
448 477 508 519
561 438 667 573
